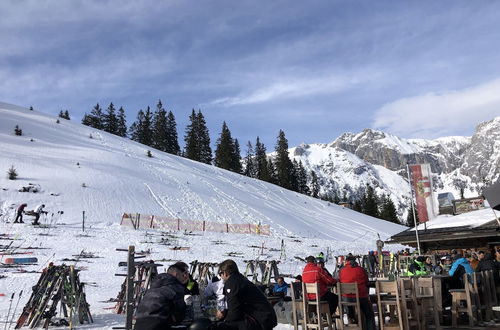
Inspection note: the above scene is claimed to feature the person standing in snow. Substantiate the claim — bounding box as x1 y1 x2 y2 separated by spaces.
14 203 27 223
32 204 47 225
134 262 189 330
215 259 277 330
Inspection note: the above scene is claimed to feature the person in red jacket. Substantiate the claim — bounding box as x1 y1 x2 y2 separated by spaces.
339 255 376 330
302 255 338 314
14 203 27 223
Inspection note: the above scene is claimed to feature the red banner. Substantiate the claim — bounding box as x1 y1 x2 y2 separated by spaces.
409 164 435 223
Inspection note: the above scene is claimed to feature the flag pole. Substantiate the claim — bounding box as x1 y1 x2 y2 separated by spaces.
407 163 422 255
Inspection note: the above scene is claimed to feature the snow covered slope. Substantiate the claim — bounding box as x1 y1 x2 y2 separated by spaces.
0 102 407 328
0 102 404 241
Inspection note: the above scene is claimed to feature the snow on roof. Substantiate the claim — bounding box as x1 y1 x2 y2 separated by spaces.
411 208 498 231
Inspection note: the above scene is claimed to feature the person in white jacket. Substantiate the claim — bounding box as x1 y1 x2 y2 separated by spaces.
204 276 226 311
33 204 46 225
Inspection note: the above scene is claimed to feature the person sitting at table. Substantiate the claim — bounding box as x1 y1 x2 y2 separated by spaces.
302 255 338 315
467 252 479 270
405 256 429 276
204 275 227 310
216 259 277 330
339 255 376 330
317 257 333 277
135 261 189 330
449 253 474 289
476 252 500 285
272 276 288 297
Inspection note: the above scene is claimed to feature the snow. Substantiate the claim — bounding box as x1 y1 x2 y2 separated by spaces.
0 103 406 328
411 208 497 231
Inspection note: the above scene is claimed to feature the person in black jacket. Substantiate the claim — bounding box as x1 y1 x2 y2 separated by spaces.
216 259 277 330
135 262 189 330
476 252 500 285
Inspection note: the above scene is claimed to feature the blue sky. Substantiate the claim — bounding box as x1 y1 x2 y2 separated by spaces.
1 1 500 150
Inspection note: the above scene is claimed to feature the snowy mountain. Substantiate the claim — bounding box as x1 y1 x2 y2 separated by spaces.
289 116 500 222
0 102 407 327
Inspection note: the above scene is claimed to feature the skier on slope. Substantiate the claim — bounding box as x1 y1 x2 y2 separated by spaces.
32 204 47 225
14 203 27 223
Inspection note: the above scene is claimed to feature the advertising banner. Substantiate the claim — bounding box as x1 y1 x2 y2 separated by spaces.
409 164 436 223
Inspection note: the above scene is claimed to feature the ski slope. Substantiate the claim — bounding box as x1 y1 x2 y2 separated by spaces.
0 102 406 328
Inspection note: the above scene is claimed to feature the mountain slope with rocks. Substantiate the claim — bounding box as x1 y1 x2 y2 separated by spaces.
289 117 500 223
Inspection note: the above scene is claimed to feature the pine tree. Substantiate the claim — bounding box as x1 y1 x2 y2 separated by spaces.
64 110 70 120
197 111 212 164
130 108 153 146
29 106 34 111
184 110 212 164
152 100 169 152
380 194 400 224
165 111 180 155
232 139 242 174
88 103 104 129
310 170 320 197
116 107 127 137
7 165 18 180
214 122 235 170
58 110 64 118
363 184 379 218
184 110 200 161
129 110 144 142
353 198 363 213
296 160 309 195
244 141 256 178
254 137 270 181
81 113 92 126
104 103 118 134
274 130 294 190
290 159 300 192
407 206 419 227
267 158 277 184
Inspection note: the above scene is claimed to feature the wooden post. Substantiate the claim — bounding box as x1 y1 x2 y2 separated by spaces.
82 211 85 232
125 245 135 330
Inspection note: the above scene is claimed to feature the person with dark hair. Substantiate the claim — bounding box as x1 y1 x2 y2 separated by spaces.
216 259 277 330
476 252 500 285
302 255 338 315
316 257 333 277
339 255 376 330
134 262 189 330
294 275 302 282
449 254 474 289
404 256 429 276
272 276 288 297
14 203 27 223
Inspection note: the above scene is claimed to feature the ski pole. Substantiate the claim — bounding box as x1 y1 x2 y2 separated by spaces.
8 290 22 330
4 292 14 330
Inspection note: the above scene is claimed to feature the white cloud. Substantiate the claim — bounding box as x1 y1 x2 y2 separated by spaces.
373 78 500 138
207 75 362 107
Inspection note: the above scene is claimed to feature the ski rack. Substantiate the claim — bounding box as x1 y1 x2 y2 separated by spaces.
14 264 93 329
112 246 160 330
243 260 280 285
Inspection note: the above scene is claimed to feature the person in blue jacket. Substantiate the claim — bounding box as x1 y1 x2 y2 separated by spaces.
448 253 474 289
273 276 288 296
